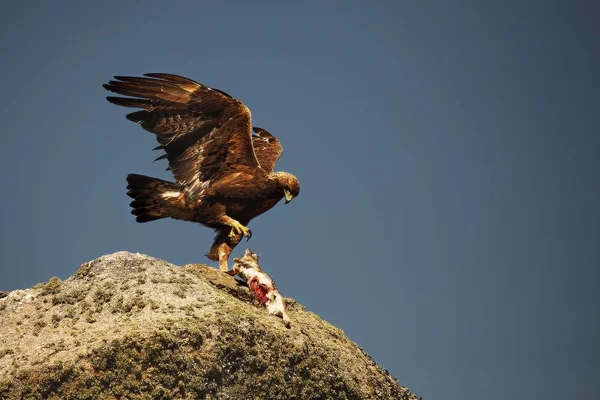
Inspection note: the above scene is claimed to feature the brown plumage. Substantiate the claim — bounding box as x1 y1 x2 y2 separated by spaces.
103 73 300 271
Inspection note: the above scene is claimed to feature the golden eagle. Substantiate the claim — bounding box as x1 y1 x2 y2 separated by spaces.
103 73 300 271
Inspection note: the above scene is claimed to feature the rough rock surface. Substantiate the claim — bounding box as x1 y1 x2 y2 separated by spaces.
0 252 418 400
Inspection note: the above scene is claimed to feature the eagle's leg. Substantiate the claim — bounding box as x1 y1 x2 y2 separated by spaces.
230 221 252 240
217 242 233 272
214 215 252 241
207 228 242 273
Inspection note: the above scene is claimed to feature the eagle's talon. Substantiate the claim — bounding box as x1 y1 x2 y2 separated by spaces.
229 221 251 240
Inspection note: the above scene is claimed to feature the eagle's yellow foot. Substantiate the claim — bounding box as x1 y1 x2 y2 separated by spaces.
229 221 252 241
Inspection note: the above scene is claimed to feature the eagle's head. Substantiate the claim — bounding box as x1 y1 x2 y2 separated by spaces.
272 172 300 204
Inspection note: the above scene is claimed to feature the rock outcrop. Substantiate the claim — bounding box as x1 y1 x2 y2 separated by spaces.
0 252 418 399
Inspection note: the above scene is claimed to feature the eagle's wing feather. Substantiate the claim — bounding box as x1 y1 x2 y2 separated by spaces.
251 127 283 173
104 73 259 198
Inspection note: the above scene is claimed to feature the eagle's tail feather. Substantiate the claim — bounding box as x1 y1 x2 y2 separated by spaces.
126 174 190 223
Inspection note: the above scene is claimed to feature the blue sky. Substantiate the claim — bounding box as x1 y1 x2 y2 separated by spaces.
1 1 599 399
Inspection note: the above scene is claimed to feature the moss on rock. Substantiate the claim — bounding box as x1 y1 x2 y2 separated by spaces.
0 252 418 400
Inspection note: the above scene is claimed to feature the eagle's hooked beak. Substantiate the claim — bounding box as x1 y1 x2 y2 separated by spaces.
284 189 294 204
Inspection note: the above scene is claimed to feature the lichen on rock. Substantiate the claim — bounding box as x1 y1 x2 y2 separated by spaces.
0 251 418 399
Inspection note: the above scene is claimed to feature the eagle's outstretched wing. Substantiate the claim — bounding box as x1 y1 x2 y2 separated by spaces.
251 127 283 173
103 73 260 198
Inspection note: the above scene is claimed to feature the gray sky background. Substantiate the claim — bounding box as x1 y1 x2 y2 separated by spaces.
1 1 598 399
